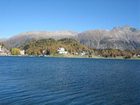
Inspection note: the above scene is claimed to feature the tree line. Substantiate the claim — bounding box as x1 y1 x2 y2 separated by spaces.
3 38 140 59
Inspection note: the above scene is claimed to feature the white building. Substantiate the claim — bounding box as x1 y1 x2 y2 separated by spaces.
20 50 25 55
137 54 140 57
80 51 86 56
0 45 10 56
57 48 68 54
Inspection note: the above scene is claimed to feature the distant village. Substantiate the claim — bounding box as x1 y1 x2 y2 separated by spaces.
0 45 10 56
0 44 87 57
0 43 140 59
0 44 24 56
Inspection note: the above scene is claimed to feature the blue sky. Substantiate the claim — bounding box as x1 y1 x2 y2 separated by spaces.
0 0 139 38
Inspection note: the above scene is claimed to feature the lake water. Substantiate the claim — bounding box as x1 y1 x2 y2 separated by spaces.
0 57 140 105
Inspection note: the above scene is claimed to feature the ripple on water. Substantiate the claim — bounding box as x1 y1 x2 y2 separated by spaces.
0 57 140 105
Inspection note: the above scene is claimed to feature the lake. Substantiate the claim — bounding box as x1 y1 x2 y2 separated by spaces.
0 57 140 105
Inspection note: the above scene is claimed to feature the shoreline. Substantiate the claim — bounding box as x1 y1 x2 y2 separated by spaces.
0 55 140 60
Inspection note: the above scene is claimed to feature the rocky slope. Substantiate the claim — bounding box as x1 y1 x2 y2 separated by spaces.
77 26 140 50
2 26 140 50
3 31 77 48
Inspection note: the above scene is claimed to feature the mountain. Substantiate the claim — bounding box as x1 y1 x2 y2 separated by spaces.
77 26 140 50
3 31 77 48
1 26 140 50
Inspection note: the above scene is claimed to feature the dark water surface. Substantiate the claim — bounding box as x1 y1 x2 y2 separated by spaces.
0 57 140 105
